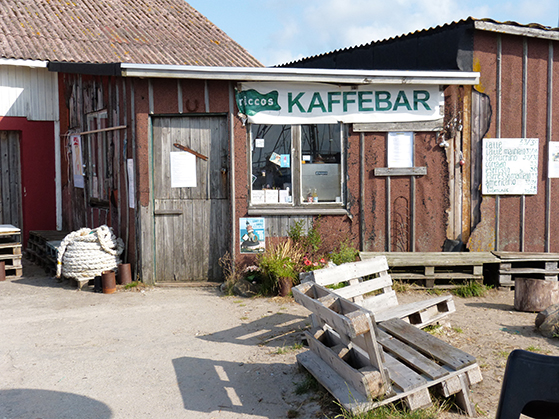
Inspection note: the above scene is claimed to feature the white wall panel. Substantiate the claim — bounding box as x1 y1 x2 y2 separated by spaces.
0 65 58 121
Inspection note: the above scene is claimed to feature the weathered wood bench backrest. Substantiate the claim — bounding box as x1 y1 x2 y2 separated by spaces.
300 256 399 313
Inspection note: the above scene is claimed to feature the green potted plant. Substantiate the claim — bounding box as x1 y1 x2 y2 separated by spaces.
257 240 303 296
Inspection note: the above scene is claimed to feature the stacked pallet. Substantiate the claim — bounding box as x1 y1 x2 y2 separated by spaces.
26 230 69 276
0 224 22 279
491 251 559 288
360 252 500 288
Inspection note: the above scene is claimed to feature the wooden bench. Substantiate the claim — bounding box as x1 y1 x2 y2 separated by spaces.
360 251 500 288
300 256 455 329
492 251 559 288
293 282 482 416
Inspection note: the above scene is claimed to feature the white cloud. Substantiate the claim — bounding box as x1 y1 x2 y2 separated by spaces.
260 0 558 65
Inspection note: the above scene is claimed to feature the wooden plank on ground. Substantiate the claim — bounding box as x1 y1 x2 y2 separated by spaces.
378 318 476 371
297 350 370 413
377 329 449 380
305 330 385 398
382 352 427 392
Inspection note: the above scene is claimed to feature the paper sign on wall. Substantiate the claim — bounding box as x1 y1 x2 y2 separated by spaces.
127 158 135 209
70 134 84 188
170 152 197 188
549 142 559 178
482 138 539 195
387 132 414 168
240 217 265 254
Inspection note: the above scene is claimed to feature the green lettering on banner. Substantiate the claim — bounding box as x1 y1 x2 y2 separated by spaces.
393 91 412 111
307 92 327 113
328 91 341 112
343 91 357 112
375 91 392 111
235 89 281 116
288 92 306 113
414 90 431 110
358 91 374 111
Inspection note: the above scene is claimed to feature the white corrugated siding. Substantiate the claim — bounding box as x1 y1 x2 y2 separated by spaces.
0 66 58 121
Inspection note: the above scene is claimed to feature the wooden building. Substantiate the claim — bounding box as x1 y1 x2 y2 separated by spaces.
0 59 59 244
51 64 477 283
282 17 559 254
11 3 551 284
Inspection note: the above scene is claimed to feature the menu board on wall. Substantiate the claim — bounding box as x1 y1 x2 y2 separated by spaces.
549 141 559 178
482 138 539 195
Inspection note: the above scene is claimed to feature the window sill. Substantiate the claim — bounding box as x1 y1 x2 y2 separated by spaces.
247 205 348 216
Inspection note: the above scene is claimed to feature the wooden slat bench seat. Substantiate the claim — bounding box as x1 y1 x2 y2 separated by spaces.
300 256 455 329
360 251 500 288
293 282 482 416
492 251 559 288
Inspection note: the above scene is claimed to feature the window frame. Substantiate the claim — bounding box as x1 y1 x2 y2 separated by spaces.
247 122 348 215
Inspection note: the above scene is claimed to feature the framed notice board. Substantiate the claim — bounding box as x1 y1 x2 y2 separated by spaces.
482 138 538 195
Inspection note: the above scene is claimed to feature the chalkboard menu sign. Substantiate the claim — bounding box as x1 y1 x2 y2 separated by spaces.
482 138 539 195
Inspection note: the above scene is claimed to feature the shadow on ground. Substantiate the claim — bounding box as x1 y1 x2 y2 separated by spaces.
173 356 306 416
198 312 309 348
0 389 112 418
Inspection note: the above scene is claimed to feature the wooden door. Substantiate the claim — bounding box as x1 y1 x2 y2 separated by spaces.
152 116 230 281
0 131 22 229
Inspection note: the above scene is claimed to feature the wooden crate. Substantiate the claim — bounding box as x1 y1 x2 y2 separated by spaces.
360 252 500 288
0 225 22 279
491 252 559 288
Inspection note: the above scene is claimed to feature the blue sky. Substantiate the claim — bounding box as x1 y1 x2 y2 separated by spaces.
187 0 559 66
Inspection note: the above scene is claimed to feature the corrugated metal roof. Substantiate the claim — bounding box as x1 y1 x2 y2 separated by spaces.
0 0 262 67
278 17 559 68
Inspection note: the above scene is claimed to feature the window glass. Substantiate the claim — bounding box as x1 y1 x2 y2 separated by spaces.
301 124 342 203
251 125 292 204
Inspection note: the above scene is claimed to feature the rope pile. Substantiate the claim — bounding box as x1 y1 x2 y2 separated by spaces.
56 225 125 280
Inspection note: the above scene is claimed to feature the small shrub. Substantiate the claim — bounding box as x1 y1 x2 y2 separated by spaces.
451 281 491 298
288 219 306 243
257 239 304 295
329 240 359 265
219 252 243 295
294 373 320 395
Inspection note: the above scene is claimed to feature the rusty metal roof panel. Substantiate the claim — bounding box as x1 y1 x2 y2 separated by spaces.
279 17 559 68
0 0 262 67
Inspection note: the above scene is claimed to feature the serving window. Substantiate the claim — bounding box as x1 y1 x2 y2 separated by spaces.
249 123 344 208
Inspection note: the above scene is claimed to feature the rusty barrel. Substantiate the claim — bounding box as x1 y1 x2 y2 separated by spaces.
101 270 116 294
118 263 132 285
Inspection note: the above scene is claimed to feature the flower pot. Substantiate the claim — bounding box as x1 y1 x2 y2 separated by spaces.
278 277 293 297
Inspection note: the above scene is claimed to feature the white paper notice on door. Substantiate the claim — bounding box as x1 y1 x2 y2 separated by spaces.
170 152 197 188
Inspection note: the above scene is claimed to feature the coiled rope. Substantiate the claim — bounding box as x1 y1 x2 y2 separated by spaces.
56 225 125 280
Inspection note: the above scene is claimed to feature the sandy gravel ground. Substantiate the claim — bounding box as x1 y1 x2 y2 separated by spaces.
2 261 559 418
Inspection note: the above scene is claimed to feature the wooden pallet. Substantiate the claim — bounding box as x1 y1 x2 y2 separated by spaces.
293 282 482 416
360 252 500 288
300 256 455 329
26 230 69 276
0 225 22 279
491 252 559 288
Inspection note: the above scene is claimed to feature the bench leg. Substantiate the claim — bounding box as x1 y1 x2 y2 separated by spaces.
454 373 476 417
404 387 431 411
